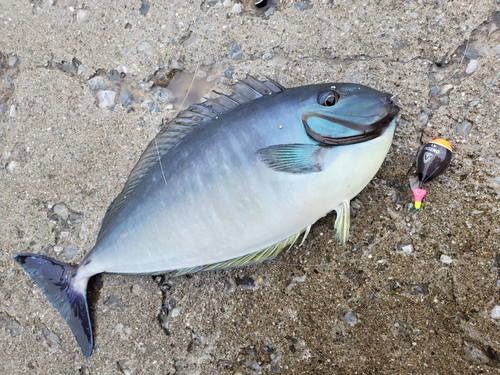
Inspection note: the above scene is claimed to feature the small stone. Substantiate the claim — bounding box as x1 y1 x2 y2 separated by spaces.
222 0 231 7
108 69 122 81
64 244 79 259
9 105 17 117
231 3 242 13
236 276 255 288
53 203 69 219
140 1 150 15
496 280 500 287
429 85 440 97
491 306 500 319
97 90 116 108
438 96 450 106
0 104 7 115
456 121 472 136
118 86 134 106
399 244 413 254
155 88 175 103
428 71 445 82
140 100 160 112
440 254 452 264
87 76 107 91
229 42 243 60
440 84 453 95
344 311 357 327
0 314 21 337
294 1 310 11
264 7 275 16
170 307 181 318
53 245 64 254
137 41 153 55
69 212 83 224
5 160 19 173
409 12 418 19
224 68 234 78
465 59 478 74
207 0 218 6
8 55 18 67
262 52 273 60
76 9 88 22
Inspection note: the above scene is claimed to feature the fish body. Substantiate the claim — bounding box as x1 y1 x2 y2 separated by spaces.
14 77 399 357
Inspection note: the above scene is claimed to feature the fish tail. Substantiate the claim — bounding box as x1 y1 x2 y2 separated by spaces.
14 253 93 357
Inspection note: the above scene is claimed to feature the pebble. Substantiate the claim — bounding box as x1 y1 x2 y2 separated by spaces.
97 90 116 108
53 203 69 219
170 307 181 318
224 68 234 78
9 104 17 117
294 1 310 11
438 96 450 106
53 245 64 254
398 244 413 255
465 59 478 74
491 306 500 319
0 313 22 337
456 121 472 136
231 3 242 13
262 52 273 60
118 86 134 106
140 1 150 15
440 254 452 264
137 41 153 55
140 100 160 112
264 7 275 16
108 69 122 81
5 160 19 173
64 245 79 259
236 276 255 288
427 71 445 82
229 42 243 60
344 311 357 327
8 55 18 67
0 104 6 115
429 85 440 97
87 76 107 91
76 9 88 23
440 84 453 95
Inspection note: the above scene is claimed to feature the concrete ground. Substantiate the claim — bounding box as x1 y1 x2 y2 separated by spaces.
1 0 499 374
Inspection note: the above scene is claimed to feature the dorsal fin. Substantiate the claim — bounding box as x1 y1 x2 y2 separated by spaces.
97 76 286 239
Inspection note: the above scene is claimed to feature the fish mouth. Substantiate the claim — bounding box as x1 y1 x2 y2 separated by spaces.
303 94 399 146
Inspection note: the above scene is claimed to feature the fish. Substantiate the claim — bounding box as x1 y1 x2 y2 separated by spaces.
14 76 399 357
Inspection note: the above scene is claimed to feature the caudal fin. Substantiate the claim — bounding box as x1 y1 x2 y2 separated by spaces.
14 253 93 357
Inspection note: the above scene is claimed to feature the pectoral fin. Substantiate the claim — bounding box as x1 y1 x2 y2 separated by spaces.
334 199 350 244
255 144 326 174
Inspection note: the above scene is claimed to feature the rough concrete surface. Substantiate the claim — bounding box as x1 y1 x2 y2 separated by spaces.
1 0 500 374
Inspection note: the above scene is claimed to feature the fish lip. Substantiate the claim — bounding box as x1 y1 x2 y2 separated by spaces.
303 98 399 146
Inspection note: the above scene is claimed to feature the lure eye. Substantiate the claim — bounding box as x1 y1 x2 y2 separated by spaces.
317 90 339 106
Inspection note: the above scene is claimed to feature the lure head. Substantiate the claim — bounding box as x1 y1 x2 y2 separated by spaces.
299 83 400 146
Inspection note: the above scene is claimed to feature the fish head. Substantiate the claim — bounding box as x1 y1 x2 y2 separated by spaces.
300 83 399 145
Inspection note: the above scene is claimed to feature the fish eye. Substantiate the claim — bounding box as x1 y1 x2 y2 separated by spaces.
317 90 339 106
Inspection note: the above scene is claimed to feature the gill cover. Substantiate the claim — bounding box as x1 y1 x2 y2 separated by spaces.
303 84 399 145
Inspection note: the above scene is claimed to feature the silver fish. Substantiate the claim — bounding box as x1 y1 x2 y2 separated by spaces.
14 76 399 357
